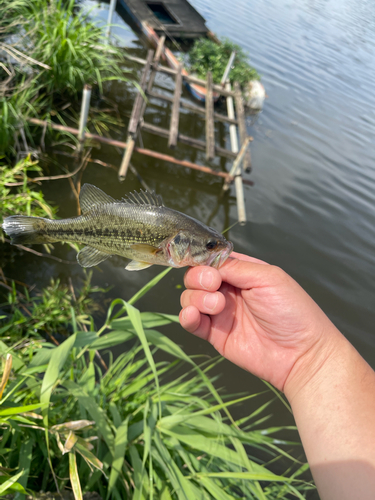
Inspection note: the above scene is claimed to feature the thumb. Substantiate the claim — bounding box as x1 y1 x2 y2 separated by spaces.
219 257 275 291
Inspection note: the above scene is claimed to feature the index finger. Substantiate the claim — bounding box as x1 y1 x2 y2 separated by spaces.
184 266 222 292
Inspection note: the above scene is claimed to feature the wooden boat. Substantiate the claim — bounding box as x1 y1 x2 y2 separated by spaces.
118 0 218 103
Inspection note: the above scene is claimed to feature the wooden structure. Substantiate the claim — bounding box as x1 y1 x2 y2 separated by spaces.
118 0 208 38
28 38 253 224
120 40 251 166
118 37 252 223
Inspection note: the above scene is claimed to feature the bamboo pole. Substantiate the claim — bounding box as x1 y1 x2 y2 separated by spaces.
26 118 256 184
78 84 92 149
168 63 182 149
234 81 251 172
118 136 136 181
147 36 165 93
205 71 215 161
119 49 154 180
223 136 251 191
106 0 117 39
220 51 236 86
128 50 153 136
224 81 246 225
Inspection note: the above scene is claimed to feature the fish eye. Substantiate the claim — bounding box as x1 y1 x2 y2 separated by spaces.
206 239 218 251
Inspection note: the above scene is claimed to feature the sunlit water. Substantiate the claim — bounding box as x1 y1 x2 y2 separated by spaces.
2 0 375 485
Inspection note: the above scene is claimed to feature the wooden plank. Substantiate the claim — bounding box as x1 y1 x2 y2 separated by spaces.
141 121 237 159
168 64 182 149
128 50 154 136
234 81 251 172
205 71 215 161
147 90 238 125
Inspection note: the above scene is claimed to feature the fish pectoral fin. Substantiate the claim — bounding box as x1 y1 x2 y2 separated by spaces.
79 184 115 214
130 243 161 255
77 246 111 267
125 260 153 271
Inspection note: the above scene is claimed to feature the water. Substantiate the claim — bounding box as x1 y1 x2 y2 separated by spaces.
2 0 375 487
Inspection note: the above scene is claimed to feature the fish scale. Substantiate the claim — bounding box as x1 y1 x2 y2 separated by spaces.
2 184 233 271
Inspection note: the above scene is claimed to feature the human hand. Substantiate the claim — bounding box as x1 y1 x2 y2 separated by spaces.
180 252 340 394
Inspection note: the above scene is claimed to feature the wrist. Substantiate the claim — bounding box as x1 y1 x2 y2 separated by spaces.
283 320 344 404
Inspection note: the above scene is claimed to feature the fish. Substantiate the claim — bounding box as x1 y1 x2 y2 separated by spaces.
1 184 233 271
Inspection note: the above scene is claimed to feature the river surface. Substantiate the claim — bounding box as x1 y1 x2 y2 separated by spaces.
2 0 375 489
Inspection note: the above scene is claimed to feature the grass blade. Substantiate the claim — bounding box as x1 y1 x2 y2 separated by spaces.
69 451 83 500
128 267 172 305
107 417 129 497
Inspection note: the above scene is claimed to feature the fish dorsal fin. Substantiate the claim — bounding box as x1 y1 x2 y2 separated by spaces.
79 184 115 214
123 190 164 207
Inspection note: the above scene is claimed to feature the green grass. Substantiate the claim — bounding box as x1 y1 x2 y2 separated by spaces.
0 0 129 158
0 157 56 221
0 271 315 499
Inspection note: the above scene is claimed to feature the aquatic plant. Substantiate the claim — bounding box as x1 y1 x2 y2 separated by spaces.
187 38 260 87
0 269 314 499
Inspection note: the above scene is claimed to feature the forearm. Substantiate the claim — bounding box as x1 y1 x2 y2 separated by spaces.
285 326 375 500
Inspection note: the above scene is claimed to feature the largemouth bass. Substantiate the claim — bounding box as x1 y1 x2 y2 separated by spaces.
2 184 233 271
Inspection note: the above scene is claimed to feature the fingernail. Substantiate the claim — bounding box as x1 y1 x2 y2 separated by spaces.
199 270 213 289
203 293 218 310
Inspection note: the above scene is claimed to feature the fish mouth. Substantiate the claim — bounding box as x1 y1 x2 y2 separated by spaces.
209 241 234 269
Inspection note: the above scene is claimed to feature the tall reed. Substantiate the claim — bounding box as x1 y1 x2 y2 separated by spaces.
0 271 314 499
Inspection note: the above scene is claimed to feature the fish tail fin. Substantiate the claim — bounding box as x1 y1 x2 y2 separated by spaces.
2 215 49 245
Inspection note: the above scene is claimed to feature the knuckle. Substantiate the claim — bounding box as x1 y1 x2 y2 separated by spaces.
268 265 289 284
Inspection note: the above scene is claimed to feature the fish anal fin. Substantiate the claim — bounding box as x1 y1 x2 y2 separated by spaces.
77 246 111 267
130 243 161 255
79 184 115 214
126 260 153 271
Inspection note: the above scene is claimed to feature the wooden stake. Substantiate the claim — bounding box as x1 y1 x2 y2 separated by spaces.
106 0 117 39
78 84 92 147
118 137 135 181
234 81 251 172
205 71 215 161
168 63 182 149
224 81 246 225
148 36 165 92
220 51 236 86
223 136 250 191
128 50 153 136
120 49 154 180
